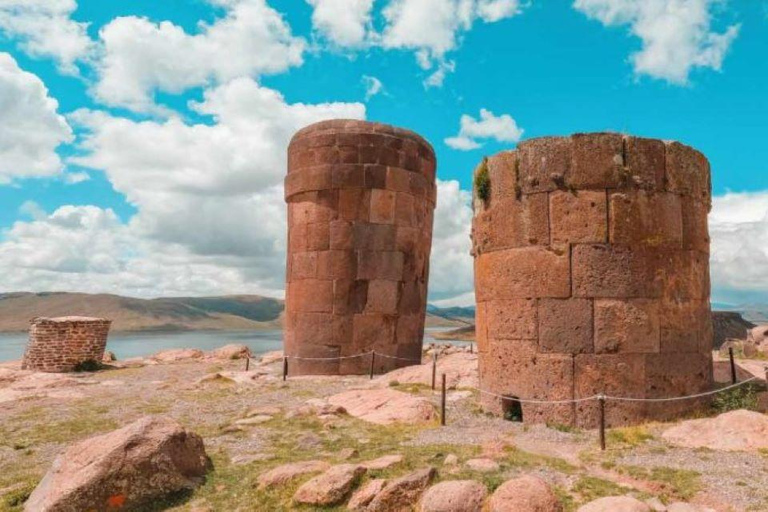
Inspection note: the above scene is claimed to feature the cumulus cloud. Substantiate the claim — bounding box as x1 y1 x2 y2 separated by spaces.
428 179 474 301
92 0 306 112
381 0 524 86
307 0 375 47
0 53 73 183
0 0 93 74
362 75 384 99
710 190 768 303
445 108 524 150
573 0 740 84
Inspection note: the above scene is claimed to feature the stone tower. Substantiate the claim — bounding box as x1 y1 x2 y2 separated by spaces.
22 317 112 373
472 133 712 427
284 120 436 375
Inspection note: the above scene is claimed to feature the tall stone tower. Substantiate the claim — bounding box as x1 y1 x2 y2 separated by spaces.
472 133 712 427
284 120 436 375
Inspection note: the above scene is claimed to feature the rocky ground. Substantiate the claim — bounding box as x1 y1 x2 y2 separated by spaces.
1 346 767 511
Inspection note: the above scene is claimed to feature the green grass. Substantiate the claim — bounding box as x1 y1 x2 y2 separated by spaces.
617 465 701 502
571 476 629 503
474 158 491 203
606 426 654 448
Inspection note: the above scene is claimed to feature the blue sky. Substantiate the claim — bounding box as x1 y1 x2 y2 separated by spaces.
0 0 766 304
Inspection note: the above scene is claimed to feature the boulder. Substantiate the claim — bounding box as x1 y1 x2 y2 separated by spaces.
362 454 404 470
150 349 204 362
327 389 435 425
348 478 388 510
368 467 436 512
376 352 479 389
419 480 487 512
662 409 768 451
487 475 562 512
210 344 252 360
293 464 366 506
257 460 330 489
464 458 499 472
577 496 650 512
102 351 116 362
24 416 210 512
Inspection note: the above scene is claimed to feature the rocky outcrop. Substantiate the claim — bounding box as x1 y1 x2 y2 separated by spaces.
24 416 210 512
150 348 204 362
376 352 478 389
327 389 435 425
662 409 768 451
419 480 487 512
487 475 562 512
577 496 650 512
209 344 251 360
257 460 330 489
293 464 366 506
712 311 754 349
348 478 388 510
367 467 436 511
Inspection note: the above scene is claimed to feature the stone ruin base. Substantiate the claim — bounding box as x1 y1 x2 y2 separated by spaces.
22 317 112 373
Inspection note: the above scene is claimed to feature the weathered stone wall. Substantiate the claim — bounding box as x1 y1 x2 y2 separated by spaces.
472 133 713 428
22 317 112 373
284 120 436 375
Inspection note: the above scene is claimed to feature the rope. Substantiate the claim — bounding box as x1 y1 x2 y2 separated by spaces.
284 351 421 363
375 353 422 362
603 377 759 402
474 387 600 404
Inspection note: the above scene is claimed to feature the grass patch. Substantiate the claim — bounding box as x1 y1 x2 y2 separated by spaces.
474 158 491 203
617 465 701 502
571 476 628 504
712 384 760 414
606 426 654 447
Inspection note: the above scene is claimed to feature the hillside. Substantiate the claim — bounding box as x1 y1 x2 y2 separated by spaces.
0 292 465 333
712 310 756 348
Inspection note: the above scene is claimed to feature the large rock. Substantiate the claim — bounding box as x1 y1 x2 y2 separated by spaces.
577 496 650 512
327 389 435 425
368 467 436 512
662 409 768 451
293 464 366 506
487 475 562 512
362 454 404 470
24 416 210 512
209 344 252 360
348 478 388 510
150 348 204 362
419 480 487 512
377 352 478 389
257 460 330 489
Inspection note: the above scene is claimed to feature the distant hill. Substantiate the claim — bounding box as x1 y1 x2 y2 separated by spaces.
712 311 756 349
0 292 466 333
427 304 475 325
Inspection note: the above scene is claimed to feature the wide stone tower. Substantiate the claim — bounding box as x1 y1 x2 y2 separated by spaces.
472 133 713 428
284 120 436 375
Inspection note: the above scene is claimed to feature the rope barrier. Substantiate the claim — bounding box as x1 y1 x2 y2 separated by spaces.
284 351 421 363
603 377 759 403
474 387 600 404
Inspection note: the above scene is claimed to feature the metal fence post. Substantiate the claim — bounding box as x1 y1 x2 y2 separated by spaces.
599 395 606 451
282 356 288 381
431 352 437 390
441 373 447 426
729 347 737 384
369 351 376 380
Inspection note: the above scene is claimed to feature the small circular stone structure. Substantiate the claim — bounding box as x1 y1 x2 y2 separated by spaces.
472 133 713 428
22 317 112 373
284 119 437 375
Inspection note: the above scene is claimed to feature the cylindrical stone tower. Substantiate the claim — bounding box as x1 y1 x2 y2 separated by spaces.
284 119 436 375
472 133 713 428
22 317 112 372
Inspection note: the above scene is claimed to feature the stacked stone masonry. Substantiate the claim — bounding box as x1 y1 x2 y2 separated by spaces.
284 120 436 375
472 133 713 428
22 317 112 373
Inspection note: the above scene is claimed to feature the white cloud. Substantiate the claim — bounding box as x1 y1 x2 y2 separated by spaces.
0 53 73 183
381 0 524 86
307 0 375 47
362 75 383 99
710 191 768 302
573 0 740 84
0 0 93 74
429 179 475 300
34 78 365 296
92 0 306 112
445 108 523 150
63 171 90 184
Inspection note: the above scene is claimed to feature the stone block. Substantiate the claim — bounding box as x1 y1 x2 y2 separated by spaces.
680 197 710 253
475 247 571 301
609 191 682 248
352 314 396 352
332 164 365 189
357 251 404 281
329 221 354 250
338 189 370 221
624 136 665 190
488 194 550 249
661 251 710 301
386 167 411 193
398 281 425 315
665 141 711 202
486 151 519 200
353 224 396 251
572 244 662 298
307 222 330 251
290 280 334 313
370 189 396 224
516 137 571 193
291 252 317 280
574 354 647 428
549 190 607 245
594 299 660 354
486 299 538 340
570 132 623 189
365 280 400 314
317 250 356 280
538 298 594 354
333 280 368 315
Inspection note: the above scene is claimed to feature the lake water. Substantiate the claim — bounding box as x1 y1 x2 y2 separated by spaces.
0 328 458 362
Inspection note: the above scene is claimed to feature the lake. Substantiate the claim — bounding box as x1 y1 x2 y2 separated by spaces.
0 328 459 362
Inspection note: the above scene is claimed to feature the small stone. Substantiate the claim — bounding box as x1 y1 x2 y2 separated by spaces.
443 454 459 466
419 480 487 512
338 448 359 460
293 464 366 506
257 461 330 489
362 454 404 470
234 415 272 426
464 458 499 472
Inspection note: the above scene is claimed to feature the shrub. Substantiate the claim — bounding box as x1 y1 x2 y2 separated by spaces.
474 158 491 203
73 359 101 372
712 384 759 413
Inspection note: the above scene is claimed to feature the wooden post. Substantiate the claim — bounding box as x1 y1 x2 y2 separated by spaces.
431 352 437 390
469 342 473 354
765 366 768 387
441 373 447 426
729 347 737 385
598 395 606 451
245 357 250 372
369 351 376 380
282 357 288 381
